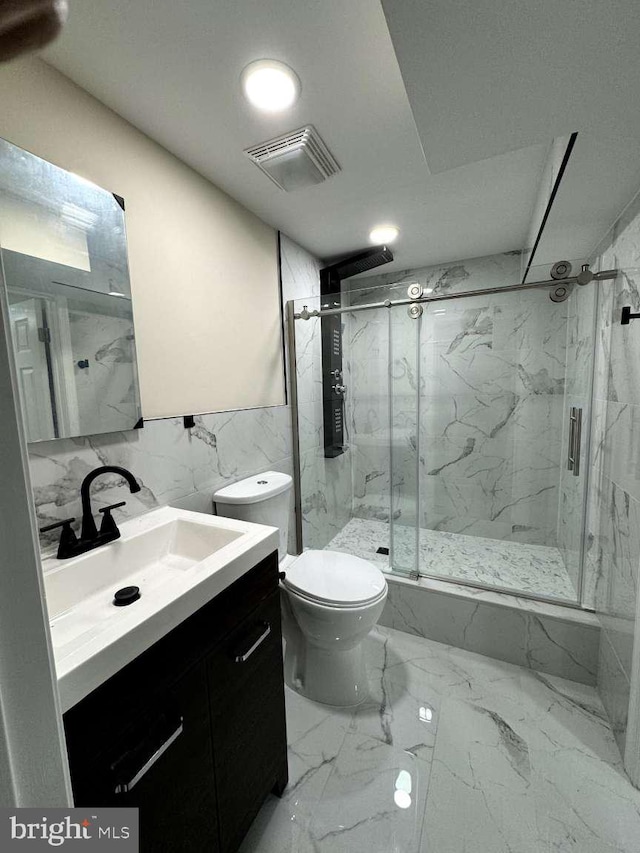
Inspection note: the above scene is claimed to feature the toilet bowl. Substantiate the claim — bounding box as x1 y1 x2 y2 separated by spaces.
281 549 387 707
212 472 387 706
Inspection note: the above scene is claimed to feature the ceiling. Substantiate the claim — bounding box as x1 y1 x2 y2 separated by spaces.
381 0 640 270
43 0 640 273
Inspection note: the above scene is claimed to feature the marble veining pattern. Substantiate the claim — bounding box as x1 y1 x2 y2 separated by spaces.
66 308 140 436
325 517 576 601
342 252 569 551
585 185 640 761
239 625 639 853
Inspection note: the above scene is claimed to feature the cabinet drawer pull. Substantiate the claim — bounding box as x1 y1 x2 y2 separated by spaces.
114 719 183 794
235 622 271 663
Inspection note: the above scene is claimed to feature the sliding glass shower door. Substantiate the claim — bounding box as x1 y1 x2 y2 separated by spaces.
291 272 598 605
292 293 419 579
416 280 597 605
389 304 420 577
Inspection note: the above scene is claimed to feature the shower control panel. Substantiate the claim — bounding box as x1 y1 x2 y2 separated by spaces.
321 307 346 457
318 249 392 459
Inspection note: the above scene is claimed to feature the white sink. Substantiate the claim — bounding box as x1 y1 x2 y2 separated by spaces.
45 517 242 619
41 506 280 712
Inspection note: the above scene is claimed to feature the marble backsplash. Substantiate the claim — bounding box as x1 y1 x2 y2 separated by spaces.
31 234 326 556
31 407 294 553
585 187 640 758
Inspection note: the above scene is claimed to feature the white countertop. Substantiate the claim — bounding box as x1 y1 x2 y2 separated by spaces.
42 506 280 712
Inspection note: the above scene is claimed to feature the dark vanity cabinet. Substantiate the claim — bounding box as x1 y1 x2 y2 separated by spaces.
63 552 288 853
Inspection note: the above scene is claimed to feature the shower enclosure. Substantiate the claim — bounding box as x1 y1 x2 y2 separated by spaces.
288 263 616 609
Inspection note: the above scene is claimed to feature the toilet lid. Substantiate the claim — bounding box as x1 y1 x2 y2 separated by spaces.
284 550 386 607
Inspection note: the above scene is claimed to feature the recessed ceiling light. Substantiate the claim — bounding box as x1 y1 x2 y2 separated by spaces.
241 60 301 113
369 225 399 245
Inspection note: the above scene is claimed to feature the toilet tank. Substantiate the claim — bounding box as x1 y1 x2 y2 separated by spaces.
213 472 292 561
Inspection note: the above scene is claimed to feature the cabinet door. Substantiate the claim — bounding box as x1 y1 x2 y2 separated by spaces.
208 591 288 853
71 662 219 853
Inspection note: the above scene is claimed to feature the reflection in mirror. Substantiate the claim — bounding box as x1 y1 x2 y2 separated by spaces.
0 138 142 442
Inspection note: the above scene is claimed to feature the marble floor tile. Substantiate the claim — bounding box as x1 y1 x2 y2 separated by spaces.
349 628 440 762
538 818 627 853
420 696 538 853
325 517 577 601
238 689 353 853
243 626 640 853
309 733 430 853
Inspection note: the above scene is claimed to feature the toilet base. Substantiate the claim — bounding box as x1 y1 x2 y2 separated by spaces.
284 640 369 707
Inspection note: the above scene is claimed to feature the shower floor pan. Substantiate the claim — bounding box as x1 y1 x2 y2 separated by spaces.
323 517 598 685
324 517 576 602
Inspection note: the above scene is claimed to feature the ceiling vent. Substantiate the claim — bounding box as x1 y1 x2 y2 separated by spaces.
245 125 340 192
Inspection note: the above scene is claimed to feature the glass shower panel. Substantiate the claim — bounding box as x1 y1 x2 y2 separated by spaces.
418 283 594 604
344 302 393 569
292 291 420 578
558 279 598 607
389 304 420 576
292 295 394 570
292 294 352 553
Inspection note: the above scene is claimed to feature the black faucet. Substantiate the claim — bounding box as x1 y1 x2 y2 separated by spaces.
40 466 141 559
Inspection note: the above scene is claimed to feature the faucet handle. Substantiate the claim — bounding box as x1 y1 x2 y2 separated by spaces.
99 502 126 538
39 517 76 533
99 502 126 515
39 518 78 560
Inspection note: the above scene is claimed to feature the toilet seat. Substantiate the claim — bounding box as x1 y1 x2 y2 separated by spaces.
283 550 387 609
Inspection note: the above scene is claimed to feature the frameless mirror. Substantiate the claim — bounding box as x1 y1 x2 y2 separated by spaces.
0 138 142 442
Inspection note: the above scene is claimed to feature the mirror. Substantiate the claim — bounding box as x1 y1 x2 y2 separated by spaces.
0 138 142 442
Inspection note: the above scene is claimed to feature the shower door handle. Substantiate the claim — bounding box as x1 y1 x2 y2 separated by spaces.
567 407 582 476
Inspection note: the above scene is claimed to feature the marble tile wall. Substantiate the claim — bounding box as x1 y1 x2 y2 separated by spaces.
66 308 139 436
349 250 523 297
344 251 570 558
379 574 600 685
342 300 390 523
585 187 640 757
31 234 322 557
419 288 567 548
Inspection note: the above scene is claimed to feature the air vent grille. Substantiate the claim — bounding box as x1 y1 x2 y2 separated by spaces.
245 125 340 191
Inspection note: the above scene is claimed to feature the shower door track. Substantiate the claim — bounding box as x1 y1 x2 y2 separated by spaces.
292 268 618 320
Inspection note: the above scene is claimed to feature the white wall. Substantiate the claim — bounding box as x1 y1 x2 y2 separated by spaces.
0 57 284 418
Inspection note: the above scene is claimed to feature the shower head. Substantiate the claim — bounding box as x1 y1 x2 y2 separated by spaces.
324 246 394 281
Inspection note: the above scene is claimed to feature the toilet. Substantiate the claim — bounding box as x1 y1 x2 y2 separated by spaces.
213 472 388 707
